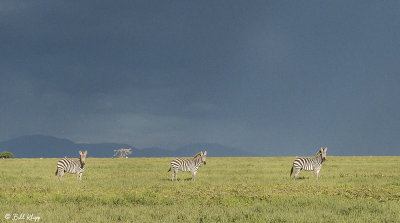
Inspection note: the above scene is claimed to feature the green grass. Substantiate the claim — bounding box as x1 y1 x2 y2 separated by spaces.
1 156 399 222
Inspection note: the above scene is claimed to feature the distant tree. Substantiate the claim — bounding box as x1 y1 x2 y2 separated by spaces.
113 148 132 158
0 151 14 158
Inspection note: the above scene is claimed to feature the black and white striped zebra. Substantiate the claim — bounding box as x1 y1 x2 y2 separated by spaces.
290 147 327 180
55 150 87 181
168 151 207 181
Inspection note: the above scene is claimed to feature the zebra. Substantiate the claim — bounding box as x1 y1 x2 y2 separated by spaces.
55 150 87 181
168 151 207 181
290 147 327 180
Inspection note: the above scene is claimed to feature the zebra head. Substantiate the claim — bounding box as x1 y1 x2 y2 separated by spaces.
201 151 207 165
317 147 327 162
79 150 88 167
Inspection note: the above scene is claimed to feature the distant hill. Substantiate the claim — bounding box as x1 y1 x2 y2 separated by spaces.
0 135 134 158
0 135 258 158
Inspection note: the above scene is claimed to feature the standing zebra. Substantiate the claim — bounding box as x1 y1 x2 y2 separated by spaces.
168 151 207 181
55 150 87 181
290 147 327 180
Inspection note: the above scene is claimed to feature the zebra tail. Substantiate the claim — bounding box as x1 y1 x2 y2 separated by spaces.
55 169 58 176
290 166 294 178
168 167 171 172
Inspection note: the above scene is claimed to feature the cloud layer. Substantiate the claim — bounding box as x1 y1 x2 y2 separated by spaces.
1 1 400 155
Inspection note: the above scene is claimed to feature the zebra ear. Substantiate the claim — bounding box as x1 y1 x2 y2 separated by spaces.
204 151 207 156
79 151 82 155
84 150 88 155
324 147 327 152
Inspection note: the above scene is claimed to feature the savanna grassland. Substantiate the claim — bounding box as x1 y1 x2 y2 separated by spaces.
0 156 399 223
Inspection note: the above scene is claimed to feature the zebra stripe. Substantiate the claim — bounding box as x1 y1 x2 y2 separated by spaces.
55 150 87 181
168 151 207 181
290 147 327 180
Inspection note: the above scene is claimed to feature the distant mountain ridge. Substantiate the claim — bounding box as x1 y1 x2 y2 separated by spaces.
0 135 258 158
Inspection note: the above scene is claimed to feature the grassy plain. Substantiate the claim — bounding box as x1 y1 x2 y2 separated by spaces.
0 156 399 222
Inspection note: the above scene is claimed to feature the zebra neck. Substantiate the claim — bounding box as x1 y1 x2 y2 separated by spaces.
315 156 323 164
193 156 202 167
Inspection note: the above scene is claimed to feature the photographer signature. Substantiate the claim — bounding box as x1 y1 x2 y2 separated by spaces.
4 213 40 222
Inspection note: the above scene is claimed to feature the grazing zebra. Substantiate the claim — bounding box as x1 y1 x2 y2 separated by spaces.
55 150 87 181
290 147 327 180
168 151 207 181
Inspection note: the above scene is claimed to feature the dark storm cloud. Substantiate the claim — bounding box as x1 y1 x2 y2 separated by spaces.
1 1 400 155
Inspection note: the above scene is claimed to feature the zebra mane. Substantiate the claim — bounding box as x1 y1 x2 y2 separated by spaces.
193 152 202 158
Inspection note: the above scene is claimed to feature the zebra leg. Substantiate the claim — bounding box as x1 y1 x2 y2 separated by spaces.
192 171 197 181
293 168 301 180
79 172 83 181
58 170 64 181
172 169 178 181
76 173 79 181
314 169 320 179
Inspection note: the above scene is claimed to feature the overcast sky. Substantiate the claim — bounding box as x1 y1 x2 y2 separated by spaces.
1 1 399 155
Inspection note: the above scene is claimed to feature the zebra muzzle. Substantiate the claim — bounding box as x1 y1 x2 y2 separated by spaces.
204 161 206 165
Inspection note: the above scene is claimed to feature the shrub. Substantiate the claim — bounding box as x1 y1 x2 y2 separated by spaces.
0 151 14 158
